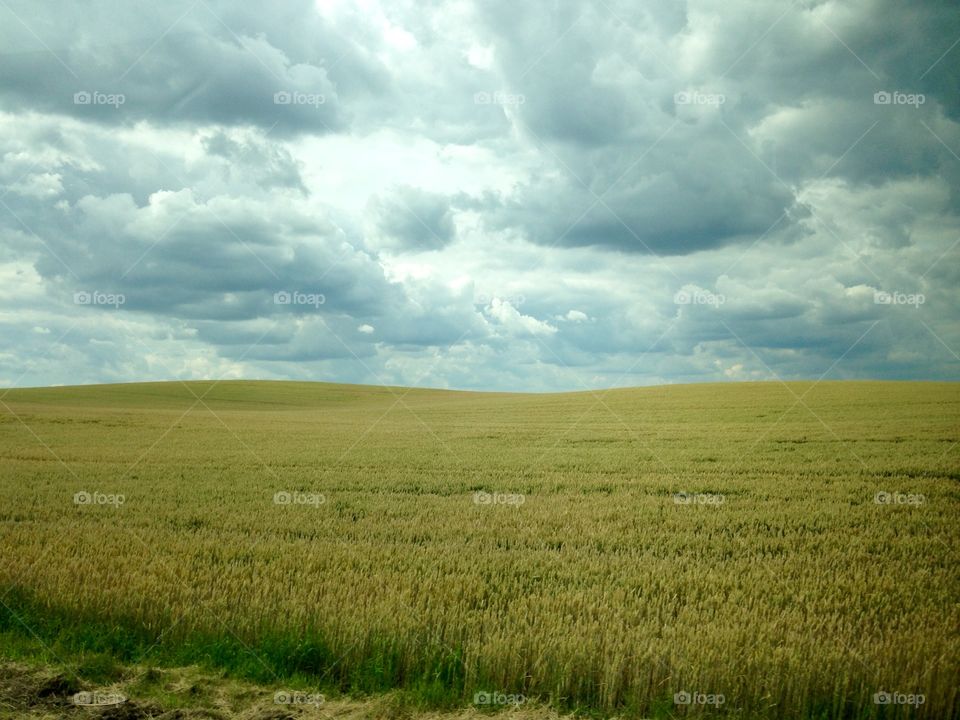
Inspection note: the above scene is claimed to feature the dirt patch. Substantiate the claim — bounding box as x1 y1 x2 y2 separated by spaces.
34 672 82 700
0 663 169 718
95 702 163 720
0 660 568 720
0 662 81 709
238 709 301 720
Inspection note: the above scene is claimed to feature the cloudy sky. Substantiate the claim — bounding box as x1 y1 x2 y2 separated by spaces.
1 0 958 391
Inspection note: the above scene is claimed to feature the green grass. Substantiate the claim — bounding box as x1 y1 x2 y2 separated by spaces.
0 380 957 718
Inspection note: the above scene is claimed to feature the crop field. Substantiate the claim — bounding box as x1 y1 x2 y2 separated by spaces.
0 380 957 719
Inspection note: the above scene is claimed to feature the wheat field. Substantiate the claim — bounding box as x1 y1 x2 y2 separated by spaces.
0 380 957 718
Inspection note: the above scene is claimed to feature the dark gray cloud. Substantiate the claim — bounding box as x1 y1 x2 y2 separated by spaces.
370 186 457 251
0 0 366 135
461 0 960 254
0 0 958 391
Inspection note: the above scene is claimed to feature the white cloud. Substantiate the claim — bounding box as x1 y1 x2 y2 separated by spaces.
561 310 589 323
486 298 557 337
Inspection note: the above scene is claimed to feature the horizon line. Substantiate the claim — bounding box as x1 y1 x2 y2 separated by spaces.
2 377 954 397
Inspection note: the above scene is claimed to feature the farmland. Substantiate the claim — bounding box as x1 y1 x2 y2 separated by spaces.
0 380 957 718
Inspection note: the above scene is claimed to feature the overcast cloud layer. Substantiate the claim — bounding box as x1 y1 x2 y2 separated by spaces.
1 0 958 391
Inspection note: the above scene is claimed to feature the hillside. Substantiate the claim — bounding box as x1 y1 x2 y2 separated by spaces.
0 380 957 719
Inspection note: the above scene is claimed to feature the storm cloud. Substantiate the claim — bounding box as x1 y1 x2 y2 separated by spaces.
0 0 957 390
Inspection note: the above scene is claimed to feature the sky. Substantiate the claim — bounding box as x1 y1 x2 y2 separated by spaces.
0 0 958 392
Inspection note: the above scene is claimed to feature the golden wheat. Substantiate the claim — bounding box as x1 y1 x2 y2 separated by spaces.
0 380 957 718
